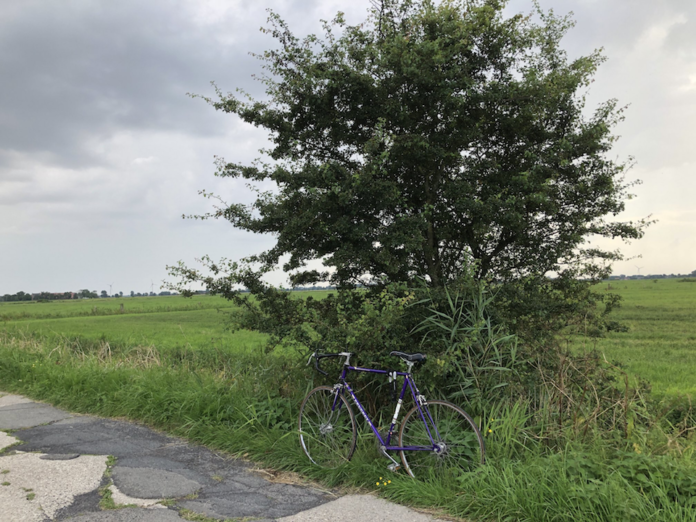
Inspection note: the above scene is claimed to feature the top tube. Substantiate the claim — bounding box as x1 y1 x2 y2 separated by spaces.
346 366 410 377
311 351 418 379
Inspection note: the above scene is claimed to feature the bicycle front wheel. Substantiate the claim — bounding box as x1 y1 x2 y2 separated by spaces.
399 400 484 479
299 386 357 468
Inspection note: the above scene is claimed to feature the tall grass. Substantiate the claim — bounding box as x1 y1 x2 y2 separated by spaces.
457 454 696 522
1 330 695 521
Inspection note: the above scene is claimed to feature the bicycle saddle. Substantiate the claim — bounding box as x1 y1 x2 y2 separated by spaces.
389 351 427 363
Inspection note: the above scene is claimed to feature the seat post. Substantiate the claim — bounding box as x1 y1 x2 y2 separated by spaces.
405 360 415 373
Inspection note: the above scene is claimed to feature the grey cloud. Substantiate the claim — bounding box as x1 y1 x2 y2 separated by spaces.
0 1 249 167
506 1 696 61
517 1 696 172
0 0 348 170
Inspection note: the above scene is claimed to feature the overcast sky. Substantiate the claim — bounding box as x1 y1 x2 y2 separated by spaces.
1 0 695 295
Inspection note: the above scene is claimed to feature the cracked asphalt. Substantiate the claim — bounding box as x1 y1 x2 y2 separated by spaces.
0 392 441 521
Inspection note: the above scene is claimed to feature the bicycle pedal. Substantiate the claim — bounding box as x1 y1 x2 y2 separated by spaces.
387 463 401 472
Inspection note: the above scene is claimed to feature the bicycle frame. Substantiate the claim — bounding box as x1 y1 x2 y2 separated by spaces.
332 363 439 452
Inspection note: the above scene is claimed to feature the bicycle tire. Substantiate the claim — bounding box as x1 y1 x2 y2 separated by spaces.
398 400 485 479
299 386 357 468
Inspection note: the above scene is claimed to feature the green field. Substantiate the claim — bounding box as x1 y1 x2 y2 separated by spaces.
569 278 696 397
1 295 267 354
3 282 694 397
0 294 233 320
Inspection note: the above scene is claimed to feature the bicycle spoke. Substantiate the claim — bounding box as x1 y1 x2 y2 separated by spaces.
299 386 357 468
399 400 484 480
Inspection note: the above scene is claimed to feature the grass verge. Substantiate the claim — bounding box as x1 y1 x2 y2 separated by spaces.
1 332 695 521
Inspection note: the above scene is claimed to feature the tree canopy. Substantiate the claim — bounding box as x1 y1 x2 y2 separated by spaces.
181 0 646 293
167 1 652 445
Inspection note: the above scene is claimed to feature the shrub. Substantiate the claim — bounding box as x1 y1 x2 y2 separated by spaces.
225 273 653 451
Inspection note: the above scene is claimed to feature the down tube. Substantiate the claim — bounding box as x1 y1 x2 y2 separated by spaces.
343 382 386 446
407 376 436 446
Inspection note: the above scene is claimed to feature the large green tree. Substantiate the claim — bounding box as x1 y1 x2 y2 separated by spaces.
178 0 645 296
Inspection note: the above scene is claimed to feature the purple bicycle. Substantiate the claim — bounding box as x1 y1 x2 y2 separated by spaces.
299 351 485 479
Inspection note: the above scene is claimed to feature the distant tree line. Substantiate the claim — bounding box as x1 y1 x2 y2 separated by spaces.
607 269 696 281
290 286 337 291
0 289 182 302
4 270 695 304
1 289 93 301
1 291 35 302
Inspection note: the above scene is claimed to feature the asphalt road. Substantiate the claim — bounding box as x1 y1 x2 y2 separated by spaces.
0 392 441 521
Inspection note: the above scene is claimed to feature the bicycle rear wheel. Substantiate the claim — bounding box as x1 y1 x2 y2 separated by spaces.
299 386 357 468
399 400 484 479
